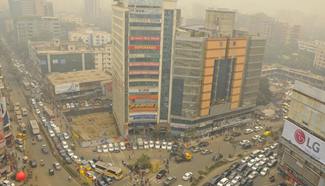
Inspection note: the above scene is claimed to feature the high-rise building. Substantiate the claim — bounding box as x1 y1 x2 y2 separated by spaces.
44 1 54 16
69 29 111 47
205 8 236 37
8 0 45 18
169 27 265 137
278 81 325 186
112 0 177 136
84 0 100 20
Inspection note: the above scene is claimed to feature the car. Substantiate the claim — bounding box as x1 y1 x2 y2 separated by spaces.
224 136 233 141
155 141 160 149
29 160 37 168
114 143 120 152
242 143 252 149
63 132 70 140
210 175 223 185
64 157 73 164
132 143 138 150
254 126 263 131
41 146 49 154
36 109 41 114
241 156 250 163
267 159 277 167
96 178 107 186
217 177 229 186
102 145 109 153
182 172 193 181
191 146 201 153
97 146 103 153
260 167 269 176
239 140 250 146
212 153 223 161
201 149 212 155
38 101 44 107
102 175 113 184
247 159 256 167
252 135 261 141
108 143 114 152
49 130 55 137
120 142 126 150
198 141 209 148
49 168 55 176
161 141 167 149
244 128 254 134
149 140 154 148
143 141 149 149
228 171 237 180
163 176 177 186
231 175 242 184
53 162 61 170
62 141 69 149
167 142 172 150
156 170 167 179
248 171 258 179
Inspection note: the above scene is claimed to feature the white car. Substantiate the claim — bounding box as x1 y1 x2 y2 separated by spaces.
155 141 160 149
36 109 41 114
63 132 70 140
49 130 55 137
252 135 261 141
254 126 263 131
248 171 258 179
239 140 250 146
149 141 154 148
143 141 149 149
108 143 114 152
244 128 254 134
258 154 265 158
96 146 102 153
241 156 250 163
260 167 269 176
114 143 119 151
247 159 256 167
182 172 193 181
120 142 126 151
102 145 109 153
231 175 242 184
62 141 69 149
167 142 172 150
161 141 167 149
217 178 229 186
38 102 44 107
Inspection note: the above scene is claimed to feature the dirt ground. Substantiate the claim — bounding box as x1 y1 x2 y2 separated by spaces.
71 112 118 140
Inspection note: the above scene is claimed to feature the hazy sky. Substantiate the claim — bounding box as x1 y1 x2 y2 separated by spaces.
0 0 324 19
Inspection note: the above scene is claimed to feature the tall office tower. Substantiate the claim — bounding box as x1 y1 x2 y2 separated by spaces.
8 0 45 18
278 81 325 186
44 1 54 16
84 0 101 20
205 8 235 37
112 0 177 136
169 27 265 137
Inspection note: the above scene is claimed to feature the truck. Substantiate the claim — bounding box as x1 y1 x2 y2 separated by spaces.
29 120 40 135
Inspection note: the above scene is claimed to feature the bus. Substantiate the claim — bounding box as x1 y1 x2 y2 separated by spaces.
94 161 123 180
29 120 40 135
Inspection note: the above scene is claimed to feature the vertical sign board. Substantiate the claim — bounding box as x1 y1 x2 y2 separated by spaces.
282 120 325 165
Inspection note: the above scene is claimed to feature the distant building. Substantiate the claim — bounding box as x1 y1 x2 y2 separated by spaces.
170 27 265 137
69 29 111 47
8 0 45 17
28 39 111 74
298 40 325 71
285 25 301 48
59 14 83 25
205 8 236 37
44 1 54 16
84 0 100 21
278 81 325 186
112 0 178 136
15 16 62 42
47 70 112 101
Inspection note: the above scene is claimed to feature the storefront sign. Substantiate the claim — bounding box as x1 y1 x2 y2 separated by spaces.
282 120 325 164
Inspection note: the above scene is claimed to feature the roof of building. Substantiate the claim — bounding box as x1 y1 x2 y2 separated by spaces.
47 70 111 86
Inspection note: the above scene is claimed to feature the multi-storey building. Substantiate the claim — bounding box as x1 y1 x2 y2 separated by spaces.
170 27 265 137
0 65 13 177
112 0 177 136
28 39 111 74
8 0 46 18
205 8 236 37
278 81 325 186
44 1 54 16
69 29 111 47
84 0 100 21
15 16 62 42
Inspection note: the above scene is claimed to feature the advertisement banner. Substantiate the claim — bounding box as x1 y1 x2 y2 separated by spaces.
129 62 159 67
282 120 325 165
129 88 159 93
129 95 158 100
130 114 157 120
128 45 160 50
129 36 160 41
55 83 80 94
129 71 159 75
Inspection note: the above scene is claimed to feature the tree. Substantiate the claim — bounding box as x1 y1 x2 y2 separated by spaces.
134 154 151 170
257 77 272 105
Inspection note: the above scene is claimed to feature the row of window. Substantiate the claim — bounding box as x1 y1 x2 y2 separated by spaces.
129 81 159 87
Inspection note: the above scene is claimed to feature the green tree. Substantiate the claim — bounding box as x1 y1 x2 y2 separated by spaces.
134 154 151 170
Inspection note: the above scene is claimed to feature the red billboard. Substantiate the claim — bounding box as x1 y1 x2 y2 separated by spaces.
128 45 160 50
129 36 160 41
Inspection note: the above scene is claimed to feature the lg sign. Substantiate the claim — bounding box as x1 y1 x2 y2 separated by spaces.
294 129 320 153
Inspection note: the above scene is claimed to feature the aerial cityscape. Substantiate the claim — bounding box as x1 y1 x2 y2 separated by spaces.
0 0 324 186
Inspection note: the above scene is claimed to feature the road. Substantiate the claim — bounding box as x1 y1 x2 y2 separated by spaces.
1 44 79 186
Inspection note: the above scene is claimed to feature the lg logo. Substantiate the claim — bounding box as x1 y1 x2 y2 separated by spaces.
294 129 305 144
294 129 320 153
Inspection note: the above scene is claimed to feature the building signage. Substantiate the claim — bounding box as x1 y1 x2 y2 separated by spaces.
129 62 159 67
129 95 158 100
129 114 157 120
129 71 159 75
129 36 160 41
55 83 80 94
128 45 160 50
282 120 325 165
129 89 159 93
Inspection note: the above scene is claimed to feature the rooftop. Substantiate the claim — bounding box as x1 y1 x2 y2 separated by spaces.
47 70 111 86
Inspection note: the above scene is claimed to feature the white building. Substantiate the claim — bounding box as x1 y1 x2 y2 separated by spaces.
298 40 325 70
94 44 112 74
69 29 111 47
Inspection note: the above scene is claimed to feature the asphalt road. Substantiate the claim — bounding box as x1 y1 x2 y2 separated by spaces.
1 47 79 186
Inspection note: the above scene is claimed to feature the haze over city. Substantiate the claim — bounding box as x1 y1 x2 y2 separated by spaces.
0 0 324 186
